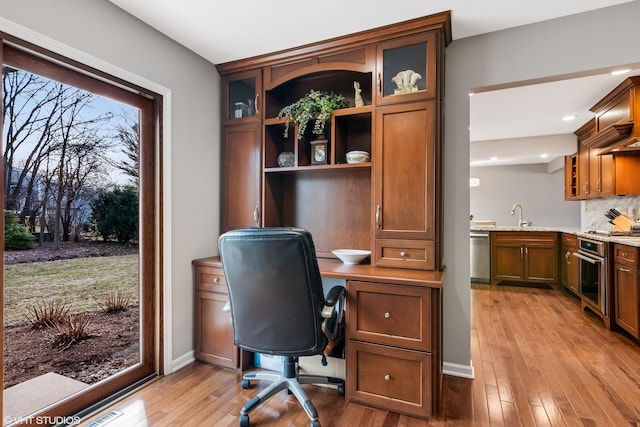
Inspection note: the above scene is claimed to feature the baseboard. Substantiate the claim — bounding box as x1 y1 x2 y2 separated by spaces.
171 351 195 372
442 361 475 379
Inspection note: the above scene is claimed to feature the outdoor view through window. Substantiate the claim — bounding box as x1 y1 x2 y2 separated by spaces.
2 64 141 423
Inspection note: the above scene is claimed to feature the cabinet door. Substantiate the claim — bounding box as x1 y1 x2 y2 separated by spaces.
375 32 438 105
614 263 639 338
222 69 261 125
220 123 261 232
374 101 435 241
524 245 558 283
194 291 238 368
491 244 525 282
588 148 614 198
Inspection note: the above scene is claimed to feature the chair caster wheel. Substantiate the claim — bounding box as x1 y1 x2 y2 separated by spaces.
311 421 320 427
240 414 250 427
241 379 250 389
337 384 345 396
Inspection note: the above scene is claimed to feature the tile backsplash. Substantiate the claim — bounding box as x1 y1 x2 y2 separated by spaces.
583 195 640 231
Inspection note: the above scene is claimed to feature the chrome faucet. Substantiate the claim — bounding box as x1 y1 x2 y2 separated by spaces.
510 203 528 227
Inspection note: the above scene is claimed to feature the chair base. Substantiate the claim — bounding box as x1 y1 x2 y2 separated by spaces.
240 368 344 426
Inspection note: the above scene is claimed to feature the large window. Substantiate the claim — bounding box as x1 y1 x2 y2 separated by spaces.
1 40 161 424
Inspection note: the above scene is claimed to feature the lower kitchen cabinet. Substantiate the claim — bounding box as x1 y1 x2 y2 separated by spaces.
193 258 241 369
560 233 579 295
346 280 441 419
491 232 558 285
613 244 640 338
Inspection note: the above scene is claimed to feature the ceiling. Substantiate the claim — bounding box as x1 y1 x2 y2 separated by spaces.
108 0 638 166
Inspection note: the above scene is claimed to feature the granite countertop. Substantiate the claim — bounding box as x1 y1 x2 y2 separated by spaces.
470 225 640 247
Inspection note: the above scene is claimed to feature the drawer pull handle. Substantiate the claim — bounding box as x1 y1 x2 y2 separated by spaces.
400 251 406 257
384 374 390 381
214 277 220 283
384 312 390 319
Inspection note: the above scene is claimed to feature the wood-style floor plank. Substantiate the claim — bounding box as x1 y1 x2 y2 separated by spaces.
79 283 640 426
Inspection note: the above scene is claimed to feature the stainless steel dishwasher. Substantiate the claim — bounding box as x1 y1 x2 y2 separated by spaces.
470 231 491 283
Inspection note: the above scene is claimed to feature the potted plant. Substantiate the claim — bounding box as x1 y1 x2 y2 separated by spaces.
276 89 348 140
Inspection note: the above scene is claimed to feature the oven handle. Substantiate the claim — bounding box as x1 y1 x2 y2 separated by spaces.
572 251 603 264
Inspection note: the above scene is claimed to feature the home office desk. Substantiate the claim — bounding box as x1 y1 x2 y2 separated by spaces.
193 256 444 419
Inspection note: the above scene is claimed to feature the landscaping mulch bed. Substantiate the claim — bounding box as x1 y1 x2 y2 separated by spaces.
3 241 140 389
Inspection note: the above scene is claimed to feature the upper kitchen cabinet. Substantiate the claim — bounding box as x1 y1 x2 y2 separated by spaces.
585 75 640 154
222 69 261 125
375 32 439 105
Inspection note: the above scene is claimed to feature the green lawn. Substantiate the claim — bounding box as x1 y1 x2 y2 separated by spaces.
4 255 139 326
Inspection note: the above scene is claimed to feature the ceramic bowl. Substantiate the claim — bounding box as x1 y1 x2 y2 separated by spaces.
332 249 371 264
346 150 370 164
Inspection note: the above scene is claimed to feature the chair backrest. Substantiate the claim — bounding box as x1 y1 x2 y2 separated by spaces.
218 227 328 357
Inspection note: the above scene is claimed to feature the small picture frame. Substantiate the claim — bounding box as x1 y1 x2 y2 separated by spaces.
310 139 328 165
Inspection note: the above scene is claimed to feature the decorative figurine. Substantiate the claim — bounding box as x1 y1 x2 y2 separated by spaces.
354 81 364 107
391 69 422 94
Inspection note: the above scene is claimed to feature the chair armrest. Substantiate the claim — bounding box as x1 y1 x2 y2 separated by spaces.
321 286 346 340
324 285 345 306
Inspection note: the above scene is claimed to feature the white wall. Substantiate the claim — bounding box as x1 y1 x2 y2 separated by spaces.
444 0 640 371
470 164 581 227
0 0 220 370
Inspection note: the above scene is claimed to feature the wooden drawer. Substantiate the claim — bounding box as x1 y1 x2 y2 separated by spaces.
348 281 431 351
347 341 432 419
614 244 639 268
561 233 577 248
194 265 227 293
492 231 558 245
374 239 435 270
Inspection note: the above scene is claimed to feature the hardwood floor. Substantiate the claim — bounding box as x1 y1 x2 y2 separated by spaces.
80 284 640 426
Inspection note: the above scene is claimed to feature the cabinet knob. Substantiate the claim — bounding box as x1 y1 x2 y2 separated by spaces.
384 374 390 381
400 251 407 257
214 277 220 283
384 312 390 319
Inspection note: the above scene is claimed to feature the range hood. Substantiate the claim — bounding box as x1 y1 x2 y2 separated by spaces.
582 75 640 154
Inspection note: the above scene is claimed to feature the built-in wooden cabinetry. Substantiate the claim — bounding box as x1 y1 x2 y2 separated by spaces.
565 76 640 200
560 233 579 295
491 232 558 285
193 258 237 368
613 243 640 338
206 11 451 420
347 280 440 418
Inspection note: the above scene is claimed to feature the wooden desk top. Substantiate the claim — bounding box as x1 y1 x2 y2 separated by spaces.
193 256 445 289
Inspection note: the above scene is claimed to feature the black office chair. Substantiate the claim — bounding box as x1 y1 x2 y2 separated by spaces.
218 227 346 427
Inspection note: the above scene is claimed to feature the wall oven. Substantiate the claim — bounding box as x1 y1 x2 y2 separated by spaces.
573 237 608 318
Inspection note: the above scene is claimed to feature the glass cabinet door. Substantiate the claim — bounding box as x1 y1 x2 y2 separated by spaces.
375 32 437 105
223 69 261 123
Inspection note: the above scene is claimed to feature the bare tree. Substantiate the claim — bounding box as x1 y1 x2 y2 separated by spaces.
108 114 139 186
2 67 64 220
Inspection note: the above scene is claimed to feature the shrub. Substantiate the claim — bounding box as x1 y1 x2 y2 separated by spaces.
4 210 34 250
25 300 71 329
99 290 132 313
52 313 99 349
91 186 138 243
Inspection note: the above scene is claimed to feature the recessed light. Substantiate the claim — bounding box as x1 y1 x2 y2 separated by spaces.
611 69 630 76
491 156 498 161
540 153 548 158
562 115 576 121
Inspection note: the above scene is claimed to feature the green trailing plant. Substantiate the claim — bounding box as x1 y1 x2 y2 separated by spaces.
25 300 71 329
276 90 348 140
99 289 132 313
